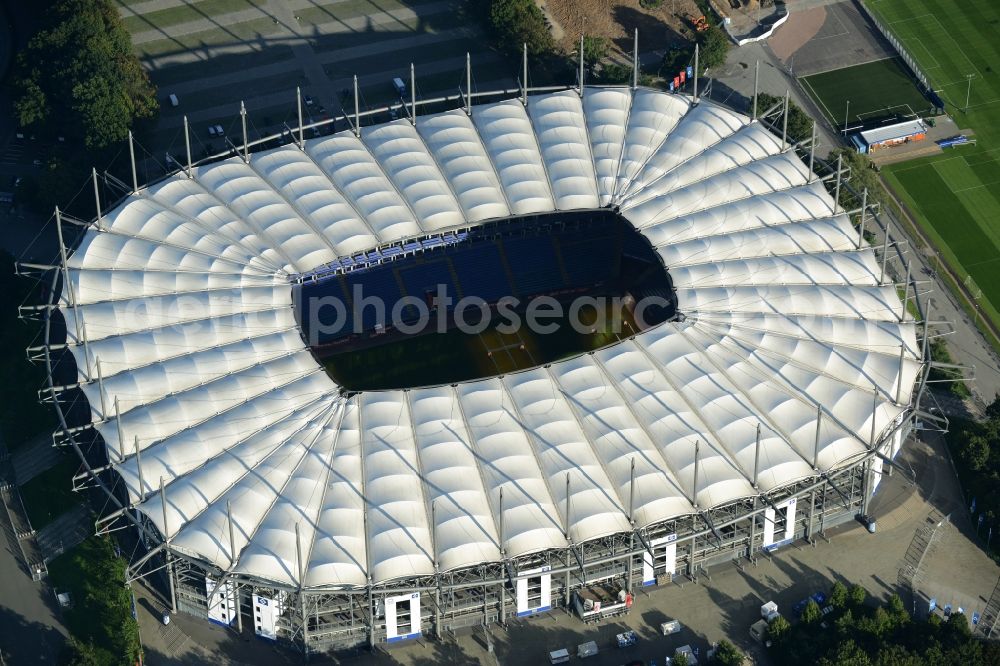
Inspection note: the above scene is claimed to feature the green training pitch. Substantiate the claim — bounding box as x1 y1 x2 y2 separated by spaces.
865 0 1000 327
799 57 933 127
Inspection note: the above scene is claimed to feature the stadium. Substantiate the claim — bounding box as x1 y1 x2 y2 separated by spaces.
35 78 927 655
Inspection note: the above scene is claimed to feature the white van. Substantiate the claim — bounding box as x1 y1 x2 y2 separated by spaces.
392 77 407 98
168 93 179 107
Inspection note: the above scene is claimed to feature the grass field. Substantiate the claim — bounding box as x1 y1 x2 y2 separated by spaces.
864 0 1000 331
800 57 934 126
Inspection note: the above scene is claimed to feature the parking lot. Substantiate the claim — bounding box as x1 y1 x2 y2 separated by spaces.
115 0 517 163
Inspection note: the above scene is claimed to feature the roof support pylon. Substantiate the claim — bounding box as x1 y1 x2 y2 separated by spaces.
92 167 103 229
297 86 305 149
183 116 192 179
808 121 816 182
752 61 759 119
880 220 891 284
692 439 701 508
134 435 144 502
127 130 139 194
781 90 790 150
632 29 639 90
522 43 528 106
857 188 868 248
900 259 911 322
353 75 361 138
578 34 585 97
870 388 879 447
465 53 472 115
628 458 636 524
812 404 822 470
564 473 572 539
240 101 250 163
498 485 505 556
96 358 107 419
693 43 700 101
833 153 843 213
411 62 417 126
753 423 761 489
895 344 907 405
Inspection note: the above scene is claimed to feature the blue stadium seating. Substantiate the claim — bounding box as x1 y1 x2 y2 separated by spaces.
448 243 510 303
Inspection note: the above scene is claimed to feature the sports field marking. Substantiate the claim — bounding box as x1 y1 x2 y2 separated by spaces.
801 55 897 79
952 179 1000 195
917 13 982 78
889 146 1000 174
799 76 835 124
965 256 1000 269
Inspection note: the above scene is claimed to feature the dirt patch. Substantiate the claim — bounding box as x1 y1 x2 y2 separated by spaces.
543 0 702 54
768 5 826 61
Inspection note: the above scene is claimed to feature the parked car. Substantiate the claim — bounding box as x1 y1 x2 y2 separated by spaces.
392 77 407 98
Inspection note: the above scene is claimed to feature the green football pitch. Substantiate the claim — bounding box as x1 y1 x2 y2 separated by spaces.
799 57 934 127
865 0 1000 329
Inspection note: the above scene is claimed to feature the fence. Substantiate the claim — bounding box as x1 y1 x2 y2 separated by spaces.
855 0 932 94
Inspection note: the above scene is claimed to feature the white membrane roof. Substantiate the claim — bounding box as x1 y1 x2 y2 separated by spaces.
59 88 918 589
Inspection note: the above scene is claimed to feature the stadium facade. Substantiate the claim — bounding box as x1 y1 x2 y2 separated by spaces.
34 82 929 655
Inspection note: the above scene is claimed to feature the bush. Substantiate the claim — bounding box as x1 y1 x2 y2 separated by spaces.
489 0 555 56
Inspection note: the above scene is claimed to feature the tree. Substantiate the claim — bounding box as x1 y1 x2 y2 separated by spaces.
62 638 106 666
489 0 555 56
849 583 867 607
802 599 823 624
581 36 609 72
756 93 813 144
818 639 873 666
886 593 909 627
767 614 792 643
710 639 744 666
698 25 731 71
830 581 849 609
13 0 158 150
961 434 990 471
674 652 690 666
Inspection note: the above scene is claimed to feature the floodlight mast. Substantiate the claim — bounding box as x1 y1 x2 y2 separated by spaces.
410 62 416 126
752 60 759 119
578 33 585 97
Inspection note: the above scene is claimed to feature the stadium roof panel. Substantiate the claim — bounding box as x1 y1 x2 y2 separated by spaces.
57 87 918 589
